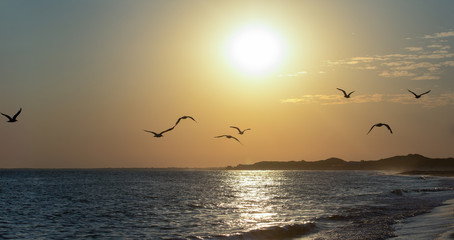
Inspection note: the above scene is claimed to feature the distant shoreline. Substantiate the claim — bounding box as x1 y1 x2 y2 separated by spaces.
1 154 453 171
225 154 454 171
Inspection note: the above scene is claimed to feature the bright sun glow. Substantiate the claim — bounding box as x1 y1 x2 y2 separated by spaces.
227 25 285 75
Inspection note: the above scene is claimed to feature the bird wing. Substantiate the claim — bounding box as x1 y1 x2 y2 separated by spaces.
174 117 183 127
230 126 241 133
230 136 242 144
421 90 431 96
214 135 242 144
243 128 251 132
337 88 347 95
1 113 13 121
13 108 22 119
186 116 197 122
174 116 197 127
144 130 158 135
160 126 175 134
347 91 355 96
367 125 376 134
407 89 418 97
384 124 393 134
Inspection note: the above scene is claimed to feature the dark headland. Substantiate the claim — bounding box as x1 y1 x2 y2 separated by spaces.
225 154 454 176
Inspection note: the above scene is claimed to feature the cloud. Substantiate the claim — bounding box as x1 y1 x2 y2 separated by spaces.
427 45 450 50
278 70 325 78
357 66 377 70
411 75 440 80
433 50 449 54
351 56 377 62
382 61 415 67
423 31 454 39
379 70 415 78
416 53 454 60
321 31 454 80
278 71 307 77
281 94 384 105
443 61 454 67
281 92 454 108
417 92 454 108
405 47 423 52
393 62 439 71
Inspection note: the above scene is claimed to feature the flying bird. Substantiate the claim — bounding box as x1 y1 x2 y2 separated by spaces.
337 88 355 98
408 89 431 99
367 123 393 135
1 108 22 122
144 126 175 138
230 126 251 135
214 135 242 144
174 116 197 127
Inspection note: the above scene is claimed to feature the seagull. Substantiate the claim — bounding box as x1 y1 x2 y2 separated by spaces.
214 135 242 144
408 89 431 99
337 88 355 98
367 123 393 135
174 116 197 127
1 108 22 122
230 126 251 135
144 126 175 138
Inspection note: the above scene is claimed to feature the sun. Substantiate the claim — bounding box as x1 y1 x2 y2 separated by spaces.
227 25 285 76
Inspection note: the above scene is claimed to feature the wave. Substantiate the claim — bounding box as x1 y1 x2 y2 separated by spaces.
198 222 316 240
391 187 454 196
326 214 348 221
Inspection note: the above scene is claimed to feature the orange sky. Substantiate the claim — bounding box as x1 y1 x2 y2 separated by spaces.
1 1 454 168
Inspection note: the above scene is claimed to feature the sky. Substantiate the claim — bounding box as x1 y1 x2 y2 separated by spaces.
1 0 454 168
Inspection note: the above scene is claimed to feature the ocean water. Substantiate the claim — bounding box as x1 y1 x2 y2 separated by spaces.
0 170 453 240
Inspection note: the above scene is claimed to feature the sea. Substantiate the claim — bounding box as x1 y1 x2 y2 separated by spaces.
0 169 453 240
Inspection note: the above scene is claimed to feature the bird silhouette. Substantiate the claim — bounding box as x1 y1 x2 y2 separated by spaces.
408 89 431 98
1 108 22 122
337 88 355 98
174 116 197 127
214 135 242 144
144 126 175 138
230 126 251 135
367 123 393 135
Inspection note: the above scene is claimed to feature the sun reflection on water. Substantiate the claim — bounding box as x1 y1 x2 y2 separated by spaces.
221 170 288 229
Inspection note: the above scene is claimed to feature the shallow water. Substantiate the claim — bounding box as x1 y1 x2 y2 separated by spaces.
392 197 454 240
0 170 453 239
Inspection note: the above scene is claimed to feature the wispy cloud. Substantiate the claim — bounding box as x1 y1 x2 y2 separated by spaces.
379 70 416 78
405 47 423 52
423 31 454 39
443 60 454 66
281 92 454 108
279 71 308 77
281 30 454 108
322 31 454 81
281 94 384 105
427 44 451 49
411 75 440 80
278 70 325 78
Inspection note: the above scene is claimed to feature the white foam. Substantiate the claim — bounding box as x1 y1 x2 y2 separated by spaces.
392 198 454 239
